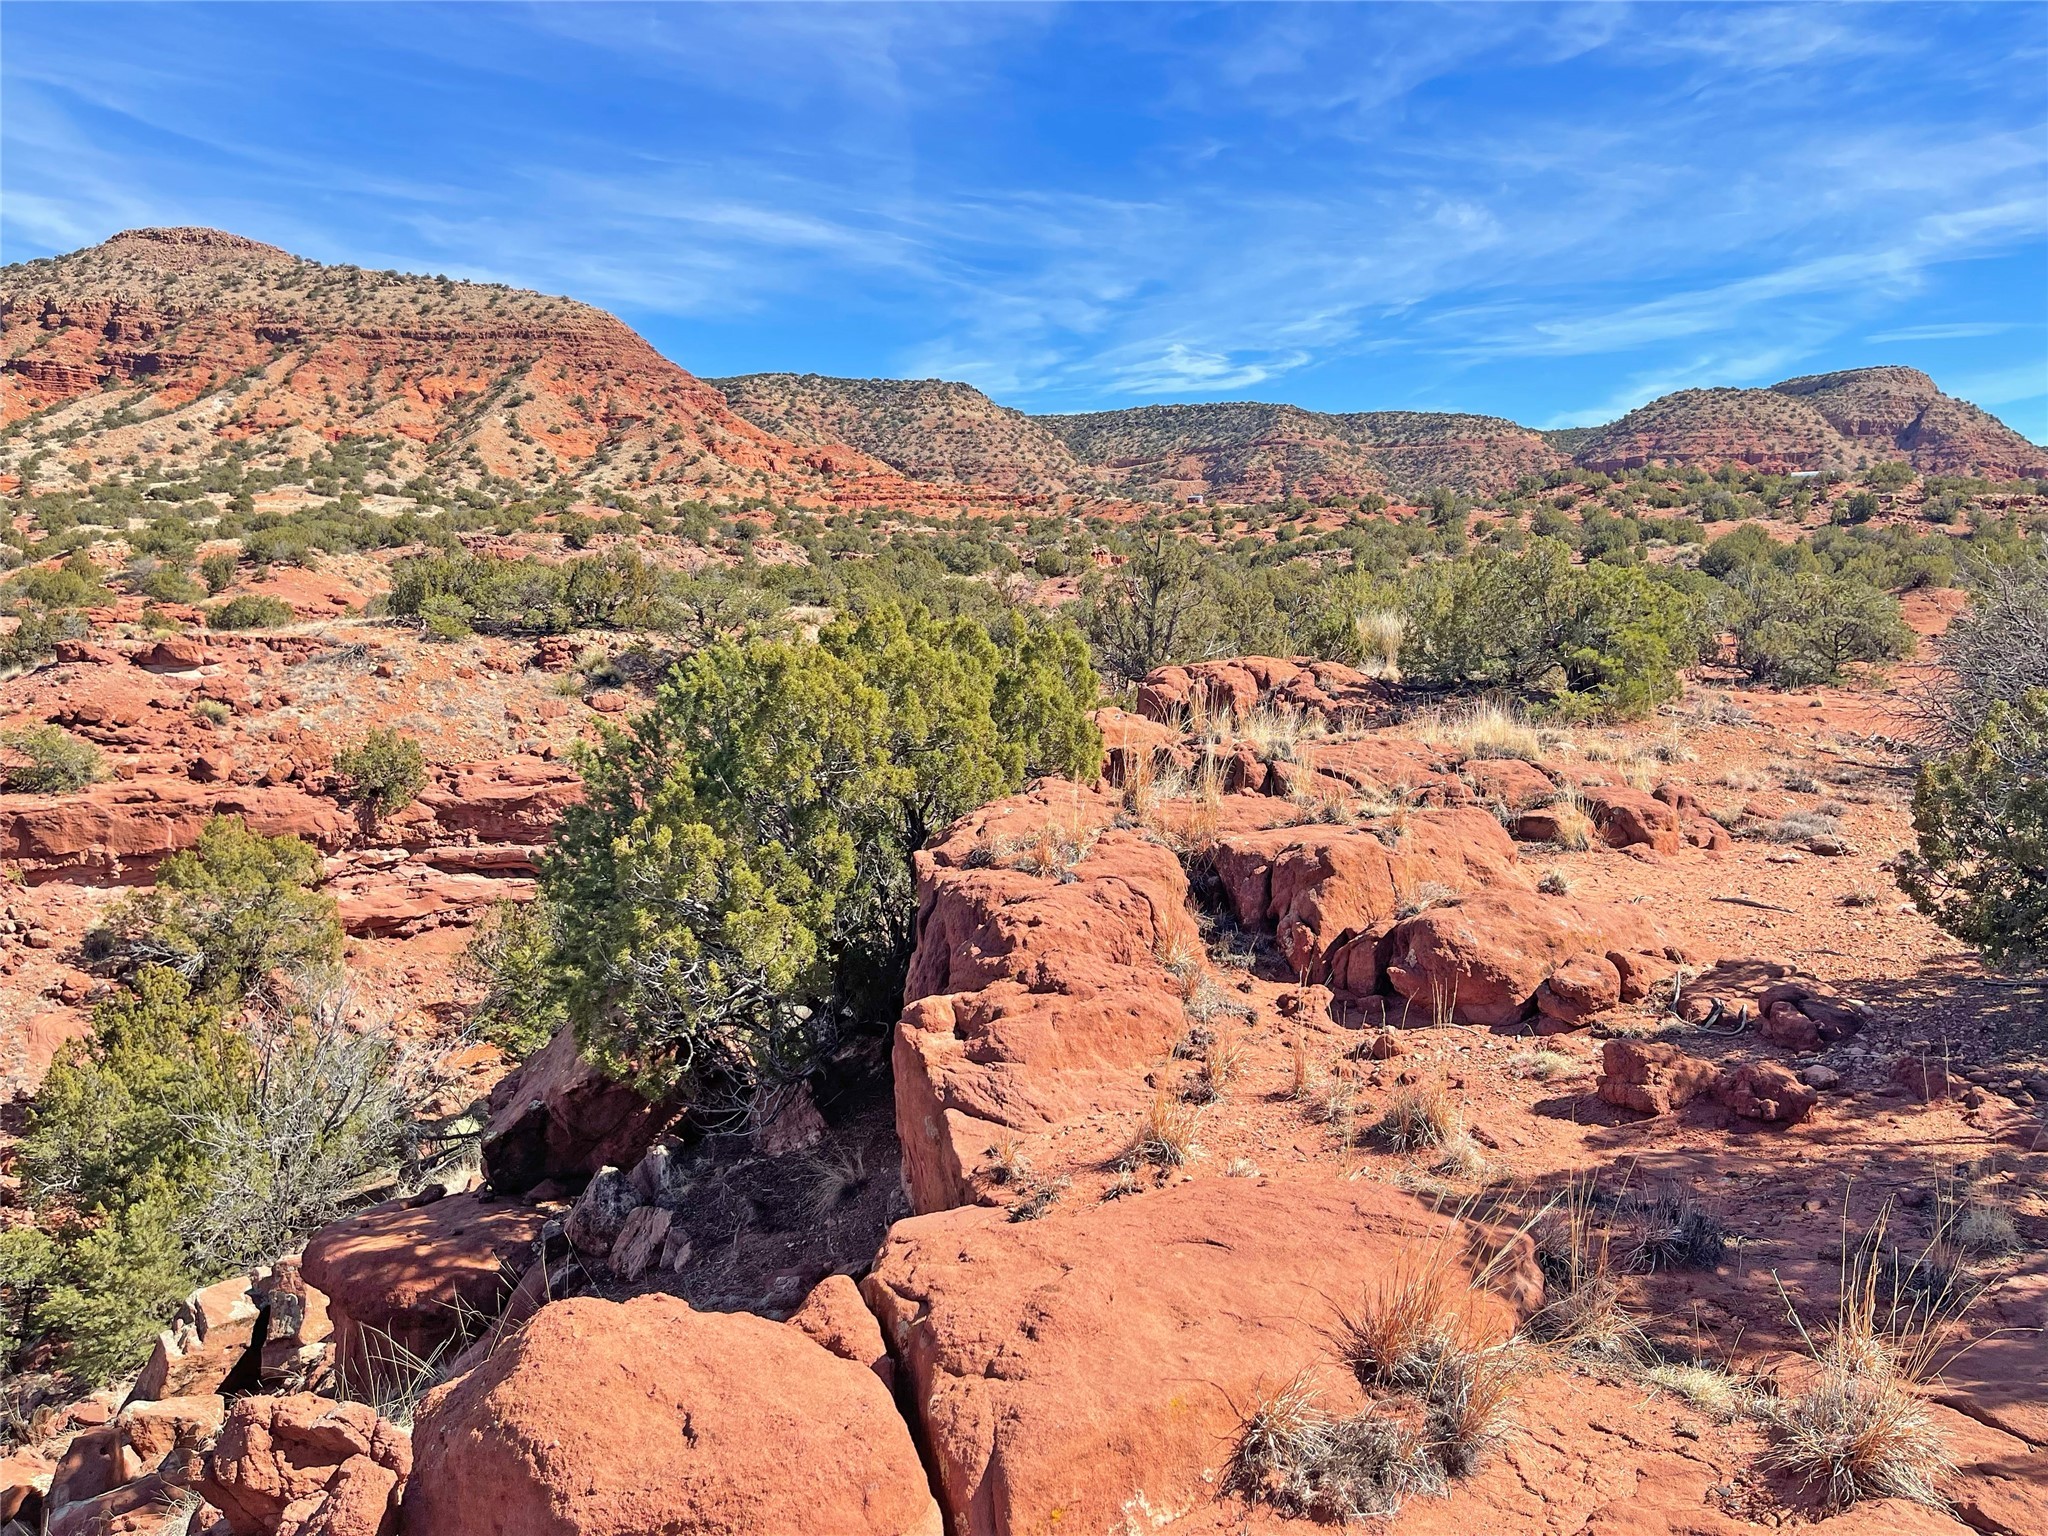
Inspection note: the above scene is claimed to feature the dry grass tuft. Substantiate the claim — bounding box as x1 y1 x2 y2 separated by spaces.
998 818 1098 879
1336 1250 1472 1390
1417 701 1543 763
1619 1184 1727 1273
1374 1084 1462 1153
1764 1365 1951 1510
1131 1085 1201 1168
1226 1373 1445 1522
1353 610 1407 680
1421 1341 1524 1475
1642 1361 1754 1421
1762 1203 1972 1510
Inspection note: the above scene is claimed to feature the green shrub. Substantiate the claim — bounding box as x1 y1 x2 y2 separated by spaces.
199 551 238 595
1841 491 1882 525
1398 540 1708 717
96 816 343 1001
1864 461 1915 493
15 965 410 1382
335 729 427 817
1897 688 2048 968
1 724 106 793
136 563 205 604
5 552 110 610
457 900 568 1059
207 594 295 629
545 604 1102 1095
0 608 87 671
1728 572 1913 687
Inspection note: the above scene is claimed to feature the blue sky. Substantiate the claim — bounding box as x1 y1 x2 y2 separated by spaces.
5 2 2045 438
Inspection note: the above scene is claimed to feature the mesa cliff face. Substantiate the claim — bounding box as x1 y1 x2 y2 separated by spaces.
0 228 933 507
1575 366 2047 479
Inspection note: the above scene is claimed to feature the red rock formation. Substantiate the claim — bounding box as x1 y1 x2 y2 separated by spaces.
864 1178 1539 1536
1 229 973 509
479 1023 681 1194
1378 889 1692 1027
403 1294 940 1536
300 1193 544 1392
197 1395 409 1536
893 783 1189 1213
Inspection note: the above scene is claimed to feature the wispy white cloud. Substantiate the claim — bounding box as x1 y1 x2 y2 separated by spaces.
4 0 2042 425
1868 321 2021 344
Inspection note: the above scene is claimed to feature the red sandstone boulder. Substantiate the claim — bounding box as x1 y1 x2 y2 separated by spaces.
894 785 1190 1213
480 1023 679 1194
864 1178 1539 1536
1891 1053 1954 1102
1579 785 1683 853
1597 1039 1724 1115
0 1448 52 1524
788 1273 893 1389
301 1193 545 1393
1462 756 1557 811
1209 807 1525 980
404 1294 939 1536
132 1276 261 1403
1092 706 1186 788
44 1472 191 1536
1535 950 1624 1030
413 759 581 844
198 1396 408 1536
132 635 206 672
116 1394 225 1484
1716 1061 1818 1125
1380 890 1679 1027
0 780 352 874
1757 980 1870 1051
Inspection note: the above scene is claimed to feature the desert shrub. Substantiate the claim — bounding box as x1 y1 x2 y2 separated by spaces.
1398 541 1707 718
15 966 411 1382
95 816 343 1001
0 724 106 793
1921 557 2048 748
207 593 295 630
1078 526 1215 681
20 967 251 1218
14 1197 194 1386
1897 688 2048 968
335 729 427 817
545 604 1101 1096
1864 461 1915 493
1727 571 1913 687
198 551 238 595
179 989 412 1270
0 607 88 671
135 561 205 604
4 552 110 610
457 899 568 1059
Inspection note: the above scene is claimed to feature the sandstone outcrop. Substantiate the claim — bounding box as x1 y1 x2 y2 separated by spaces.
403 1294 940 1536
893 782 1189 1213
301 1193 544 1393
197 1395 409 1536
864 1177 1539 1536
479 1023 680 1194
1379 890 1687 1028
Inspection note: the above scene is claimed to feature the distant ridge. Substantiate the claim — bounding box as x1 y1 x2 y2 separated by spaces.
5 229 2041 505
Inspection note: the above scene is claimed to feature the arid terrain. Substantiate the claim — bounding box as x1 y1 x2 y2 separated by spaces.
0 230 2043 1536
